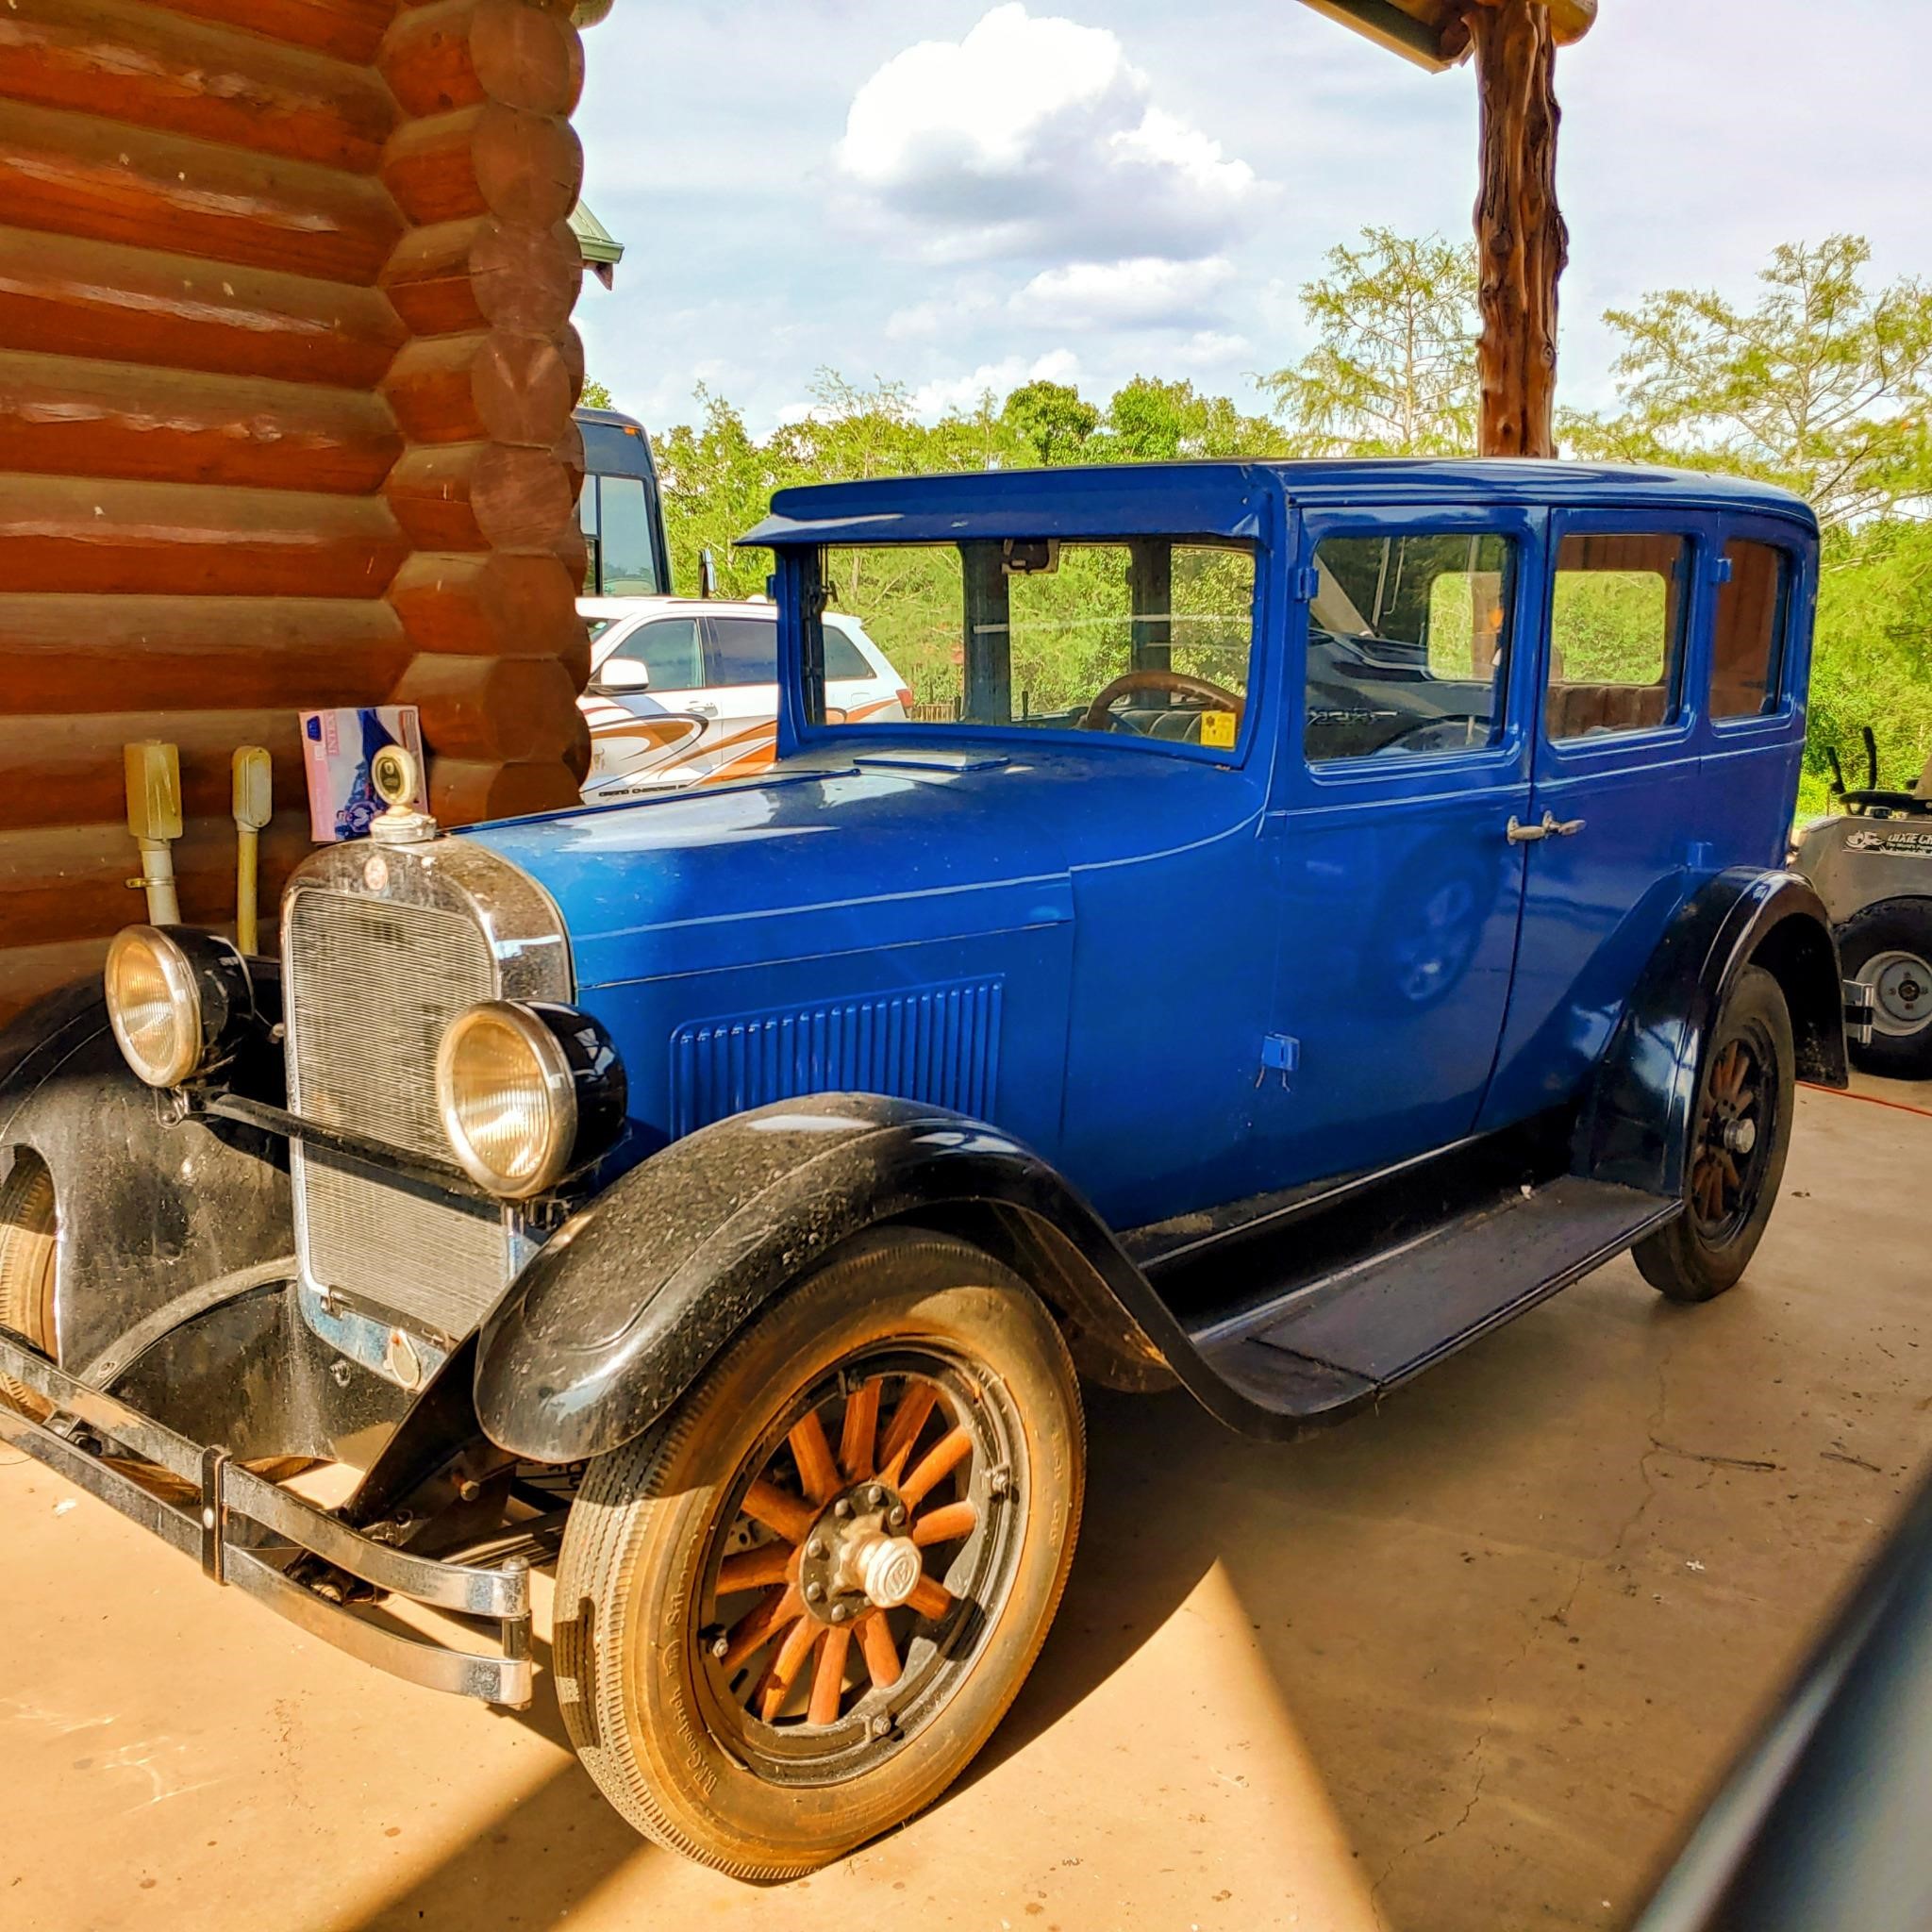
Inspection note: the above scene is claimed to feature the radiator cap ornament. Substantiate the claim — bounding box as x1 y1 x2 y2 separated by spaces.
368 745 438 847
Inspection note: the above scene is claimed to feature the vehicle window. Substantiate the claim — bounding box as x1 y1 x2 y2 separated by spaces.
707 616 778 688
1710 540 1790 719
1547 532 1687 740
594 476 663 596
585 617 617 641
1305 532 1513 762
811 540 1256 752
824 622 872 682
602 617 701 691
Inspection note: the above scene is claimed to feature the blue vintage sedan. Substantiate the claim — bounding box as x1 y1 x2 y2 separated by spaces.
0 458 1854 1876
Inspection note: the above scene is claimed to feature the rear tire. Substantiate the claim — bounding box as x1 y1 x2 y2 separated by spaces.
552 1228 1084 1879
1634 965 1794 1303
1840 898 1932 1079
0 1150 58 1417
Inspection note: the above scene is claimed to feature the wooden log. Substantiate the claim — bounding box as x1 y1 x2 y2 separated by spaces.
426 755 583 825
0 708 308 832
383 439 577 551
0 475 408 596
150 0 399 66
380 214 579 336
0 350 403 495
389 652 581 759
385 549 584 662
383 328 575 447
0 226 406 391
0 0 397 174
380 101 582 229
0 813 313 952
0 938 112 1027
1467 0 1566 458
380 0 584 119
0 99 402 284
0 594 409 714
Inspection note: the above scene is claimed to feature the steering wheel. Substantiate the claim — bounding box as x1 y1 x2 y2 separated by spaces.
1839 790 1932 818
1080 670 1245 733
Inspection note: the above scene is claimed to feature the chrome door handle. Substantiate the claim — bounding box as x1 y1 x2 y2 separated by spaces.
689 702 718 716
1545 812 1587 838
1507 810 1587 845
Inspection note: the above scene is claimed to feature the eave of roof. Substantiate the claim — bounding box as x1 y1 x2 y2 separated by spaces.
1296 0 1597 72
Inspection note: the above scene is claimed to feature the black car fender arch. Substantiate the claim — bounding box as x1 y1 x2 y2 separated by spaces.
471 1092 1282 1466
1575 868 1846 1198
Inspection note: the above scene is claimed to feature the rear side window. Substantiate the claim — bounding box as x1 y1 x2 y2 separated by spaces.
604 617 701 691
824 623 873 682
707 616 777 688
1547 532 1688 740
1305 531 1514 762
1710 541 1790 718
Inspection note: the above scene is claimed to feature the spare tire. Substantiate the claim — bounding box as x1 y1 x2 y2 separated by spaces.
1840 897 1932 1079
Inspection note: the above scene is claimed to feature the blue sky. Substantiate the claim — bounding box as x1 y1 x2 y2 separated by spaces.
572 0 1932 437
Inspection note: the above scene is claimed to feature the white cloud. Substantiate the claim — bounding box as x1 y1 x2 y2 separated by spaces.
908 347 1081 419
834 4 1260 263
1173 329 1255 368
1009 256 1237 330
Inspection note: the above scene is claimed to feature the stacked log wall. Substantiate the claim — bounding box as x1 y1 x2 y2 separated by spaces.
0 0 590 1022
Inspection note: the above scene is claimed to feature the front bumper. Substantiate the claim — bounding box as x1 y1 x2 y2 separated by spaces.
0 1331 532 1707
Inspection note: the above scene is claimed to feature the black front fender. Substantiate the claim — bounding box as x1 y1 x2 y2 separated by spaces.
1576 868 1846 1197
474 1093 1255 1464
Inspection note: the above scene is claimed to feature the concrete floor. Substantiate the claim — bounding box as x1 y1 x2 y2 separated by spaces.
3 1076 1928 1932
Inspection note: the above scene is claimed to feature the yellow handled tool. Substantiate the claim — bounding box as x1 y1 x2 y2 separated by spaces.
123 741 182 925
232 746 273 955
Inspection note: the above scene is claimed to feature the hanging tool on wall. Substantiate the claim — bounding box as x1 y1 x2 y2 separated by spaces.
123 741 183 925
232 746 273 955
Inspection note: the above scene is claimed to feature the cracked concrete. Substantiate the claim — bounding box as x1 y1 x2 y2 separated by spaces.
2 1078 1929 1931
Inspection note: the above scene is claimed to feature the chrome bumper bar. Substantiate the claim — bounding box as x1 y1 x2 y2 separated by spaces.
0 1332 531 1707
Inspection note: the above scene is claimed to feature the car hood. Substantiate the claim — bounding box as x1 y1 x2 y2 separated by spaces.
460 753 1079 991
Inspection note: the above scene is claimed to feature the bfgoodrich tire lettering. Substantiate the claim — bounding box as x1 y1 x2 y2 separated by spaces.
551 1227 1085 1878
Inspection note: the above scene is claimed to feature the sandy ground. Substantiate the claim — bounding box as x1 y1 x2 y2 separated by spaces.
2 1075 1928 1932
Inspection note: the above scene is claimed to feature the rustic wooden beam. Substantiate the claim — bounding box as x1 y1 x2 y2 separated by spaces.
1464 0 1566 458
151 0 400 64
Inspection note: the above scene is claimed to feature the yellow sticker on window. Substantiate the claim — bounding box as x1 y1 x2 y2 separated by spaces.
1199 709 1238 749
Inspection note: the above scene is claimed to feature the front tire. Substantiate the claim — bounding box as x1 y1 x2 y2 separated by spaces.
552 1228 1085 1879
0 1150 57 1416
1634 965 1794 1303
1840 897 1932 1078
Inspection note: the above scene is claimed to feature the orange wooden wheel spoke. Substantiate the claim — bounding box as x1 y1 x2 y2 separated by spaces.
900 1424 974 1510
839 1375 882 1482
758 1613 820 1721
911 1498 978 1547
856 1609 902 1690
742 1477 814 1544
723 1583 802 1673
877 1382 940 1481
789 1409 841 1505
808 1624 851 1726
907 1574 953 1621
717 1542 794 1593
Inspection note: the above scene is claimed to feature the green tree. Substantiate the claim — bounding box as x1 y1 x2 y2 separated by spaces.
1262 226 1480 456
1100 376 1277 460
1562 235 1932 529
578 377 614 410
1002 380 1100 464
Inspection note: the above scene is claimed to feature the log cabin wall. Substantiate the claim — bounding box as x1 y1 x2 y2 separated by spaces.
0 0 591 1023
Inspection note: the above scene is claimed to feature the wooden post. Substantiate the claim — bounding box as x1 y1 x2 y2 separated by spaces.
1464 0 1567 458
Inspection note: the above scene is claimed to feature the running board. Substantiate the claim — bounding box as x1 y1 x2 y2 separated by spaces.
1184 1176 1680 1424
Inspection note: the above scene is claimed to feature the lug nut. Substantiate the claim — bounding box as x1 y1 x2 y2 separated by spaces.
870 1714 891 1739
808 1537 827 1559
888 1505 907 1528
834 1499 854 1520
989 1470 1011 1497
867 1485 884 1507
805 1581 824 1604
831 1602 851 1624
711 1636 729 1660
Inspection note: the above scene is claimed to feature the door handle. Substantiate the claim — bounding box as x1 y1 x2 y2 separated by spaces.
689 702 718 717
1507 810 1587 845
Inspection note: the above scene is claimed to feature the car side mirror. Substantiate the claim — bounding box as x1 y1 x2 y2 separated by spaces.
596 658 650 692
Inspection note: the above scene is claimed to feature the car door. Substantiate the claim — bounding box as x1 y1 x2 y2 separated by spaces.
1479 508 1712 1126
701 612 784 782
582 614 712 794
1263 504 1539 1185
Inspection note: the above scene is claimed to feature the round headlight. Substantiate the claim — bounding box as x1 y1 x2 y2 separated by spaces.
105 926 206 1087
436 1002 581 1198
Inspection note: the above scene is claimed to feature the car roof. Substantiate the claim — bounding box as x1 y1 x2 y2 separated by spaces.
740 458 1819 550
577 595 776 621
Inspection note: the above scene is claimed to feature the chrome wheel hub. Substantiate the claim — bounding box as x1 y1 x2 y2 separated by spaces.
1863 950 1932 1037
800 1481 918 1622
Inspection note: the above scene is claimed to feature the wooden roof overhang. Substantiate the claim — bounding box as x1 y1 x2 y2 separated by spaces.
1300 0 1596 70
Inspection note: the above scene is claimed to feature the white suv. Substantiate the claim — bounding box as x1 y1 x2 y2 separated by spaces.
577 596 910 800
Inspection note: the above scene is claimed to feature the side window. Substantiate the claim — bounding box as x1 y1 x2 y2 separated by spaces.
604 617 701 691
596 476 662 596
1710 540 1790 719
1547 532 1687 741
1305 531 1513 762
824 622 873 682
707 616 778 687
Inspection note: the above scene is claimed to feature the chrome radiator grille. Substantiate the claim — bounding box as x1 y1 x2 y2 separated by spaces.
285 888 511 1341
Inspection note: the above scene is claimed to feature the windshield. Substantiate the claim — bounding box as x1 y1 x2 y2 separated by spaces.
805 539 1257 751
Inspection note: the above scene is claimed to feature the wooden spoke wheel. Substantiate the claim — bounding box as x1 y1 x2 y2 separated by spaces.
1636 965 1794 1304
553 1229 1084 1878
0 1150 58 1418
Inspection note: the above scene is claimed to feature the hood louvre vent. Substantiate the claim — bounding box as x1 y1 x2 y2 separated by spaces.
671 977 1003 1137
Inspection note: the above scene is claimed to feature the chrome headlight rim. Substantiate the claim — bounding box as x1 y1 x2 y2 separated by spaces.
435 1000 581 1200
104 924 246 1089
